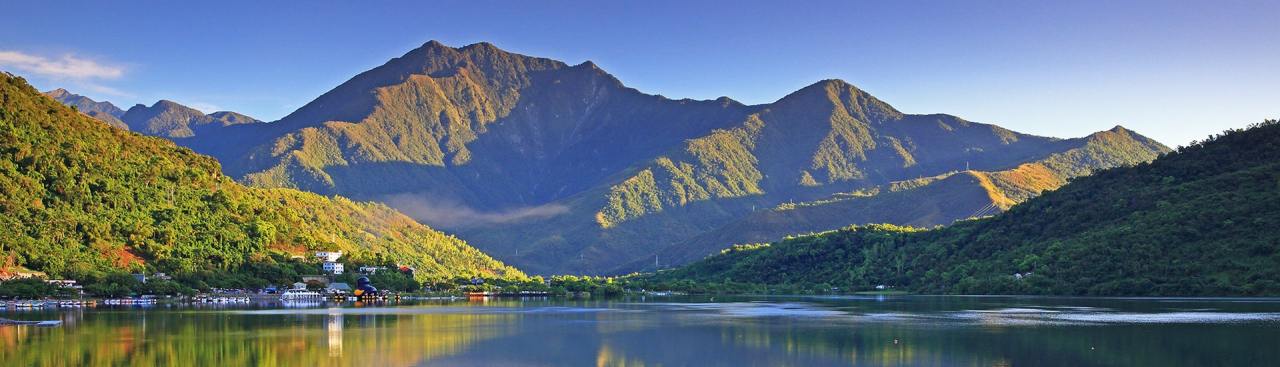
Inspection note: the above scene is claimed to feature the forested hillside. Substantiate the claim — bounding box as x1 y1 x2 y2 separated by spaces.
656 120 1280 296
0 72 523 283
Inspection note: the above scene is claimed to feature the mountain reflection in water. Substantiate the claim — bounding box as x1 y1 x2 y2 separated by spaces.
2 296 1279 366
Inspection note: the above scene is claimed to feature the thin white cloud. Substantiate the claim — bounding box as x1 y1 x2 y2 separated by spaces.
0 50 124 80
78 83 134 98
187 102 222 113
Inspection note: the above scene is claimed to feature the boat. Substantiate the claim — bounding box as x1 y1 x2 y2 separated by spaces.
0 318 62 327
102 298 158 305
14 301 46 308
194 295 251 304
280 289 323 300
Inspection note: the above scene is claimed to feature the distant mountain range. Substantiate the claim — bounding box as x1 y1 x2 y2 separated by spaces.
44 41 1170 275
43 88 128 129
42 89 262 137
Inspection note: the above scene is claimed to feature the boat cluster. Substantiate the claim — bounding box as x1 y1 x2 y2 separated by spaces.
1 300 96 309
280 289 324 299
102 298 158 305
0 318 62 327
193 296 251 304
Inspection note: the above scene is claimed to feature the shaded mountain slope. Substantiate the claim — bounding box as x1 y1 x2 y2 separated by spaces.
224 41 753 209
455 80 1166 274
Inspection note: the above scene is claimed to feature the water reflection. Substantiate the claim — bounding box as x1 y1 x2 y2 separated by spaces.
1 297 1278 366
327 310 342 357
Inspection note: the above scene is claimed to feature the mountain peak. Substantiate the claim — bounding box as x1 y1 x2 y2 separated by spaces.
45 88 72 98
276 40 567 127
208 111 262 125
773 78 901 121
814 78 856 88
786 79 869 99
462 41 500 51
1081 124 1170 154
151 99 202 113
43 87 128 129
415 40 506 55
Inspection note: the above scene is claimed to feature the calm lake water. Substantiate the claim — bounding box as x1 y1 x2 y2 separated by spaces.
3 295 1279 366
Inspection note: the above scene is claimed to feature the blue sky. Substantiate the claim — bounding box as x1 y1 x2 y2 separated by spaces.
2 0 1276 146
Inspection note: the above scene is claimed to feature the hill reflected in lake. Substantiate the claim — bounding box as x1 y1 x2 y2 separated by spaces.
3 296 1280 366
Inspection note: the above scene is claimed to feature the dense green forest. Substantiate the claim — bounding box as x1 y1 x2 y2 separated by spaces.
0 72 524 294
651 120 1280 296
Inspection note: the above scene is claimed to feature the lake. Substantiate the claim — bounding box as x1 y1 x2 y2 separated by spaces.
3 295 1279 366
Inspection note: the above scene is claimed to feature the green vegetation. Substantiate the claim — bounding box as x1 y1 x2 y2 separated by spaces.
0 278 76 299
652 120 1280 296
0 72 523 294
426 275 628 297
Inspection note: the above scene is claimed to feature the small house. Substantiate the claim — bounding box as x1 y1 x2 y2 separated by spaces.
302 275 329 286
316 251 343 262
358 266 386 274
323 262 345 275
327 282 353 294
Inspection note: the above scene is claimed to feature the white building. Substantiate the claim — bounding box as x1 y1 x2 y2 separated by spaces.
323 261 345 275
316 251 343 262
358 266 386 274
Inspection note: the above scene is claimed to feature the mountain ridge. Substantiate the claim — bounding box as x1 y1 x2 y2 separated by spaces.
42 88 128 129
121 99 262 138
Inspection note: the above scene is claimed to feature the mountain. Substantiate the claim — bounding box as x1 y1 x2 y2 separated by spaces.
121 100 261 138
207 111 261 125
43 88 128 130
655 120 1280 296
0 72 522 281
42 88 264 138
165 41 1167 275
642 126 1169 267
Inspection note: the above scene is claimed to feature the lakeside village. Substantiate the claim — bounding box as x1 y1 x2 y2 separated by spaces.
0 251 637 313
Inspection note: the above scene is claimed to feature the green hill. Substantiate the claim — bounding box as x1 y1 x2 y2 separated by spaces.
655 120 1280 296
0 72 523 283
